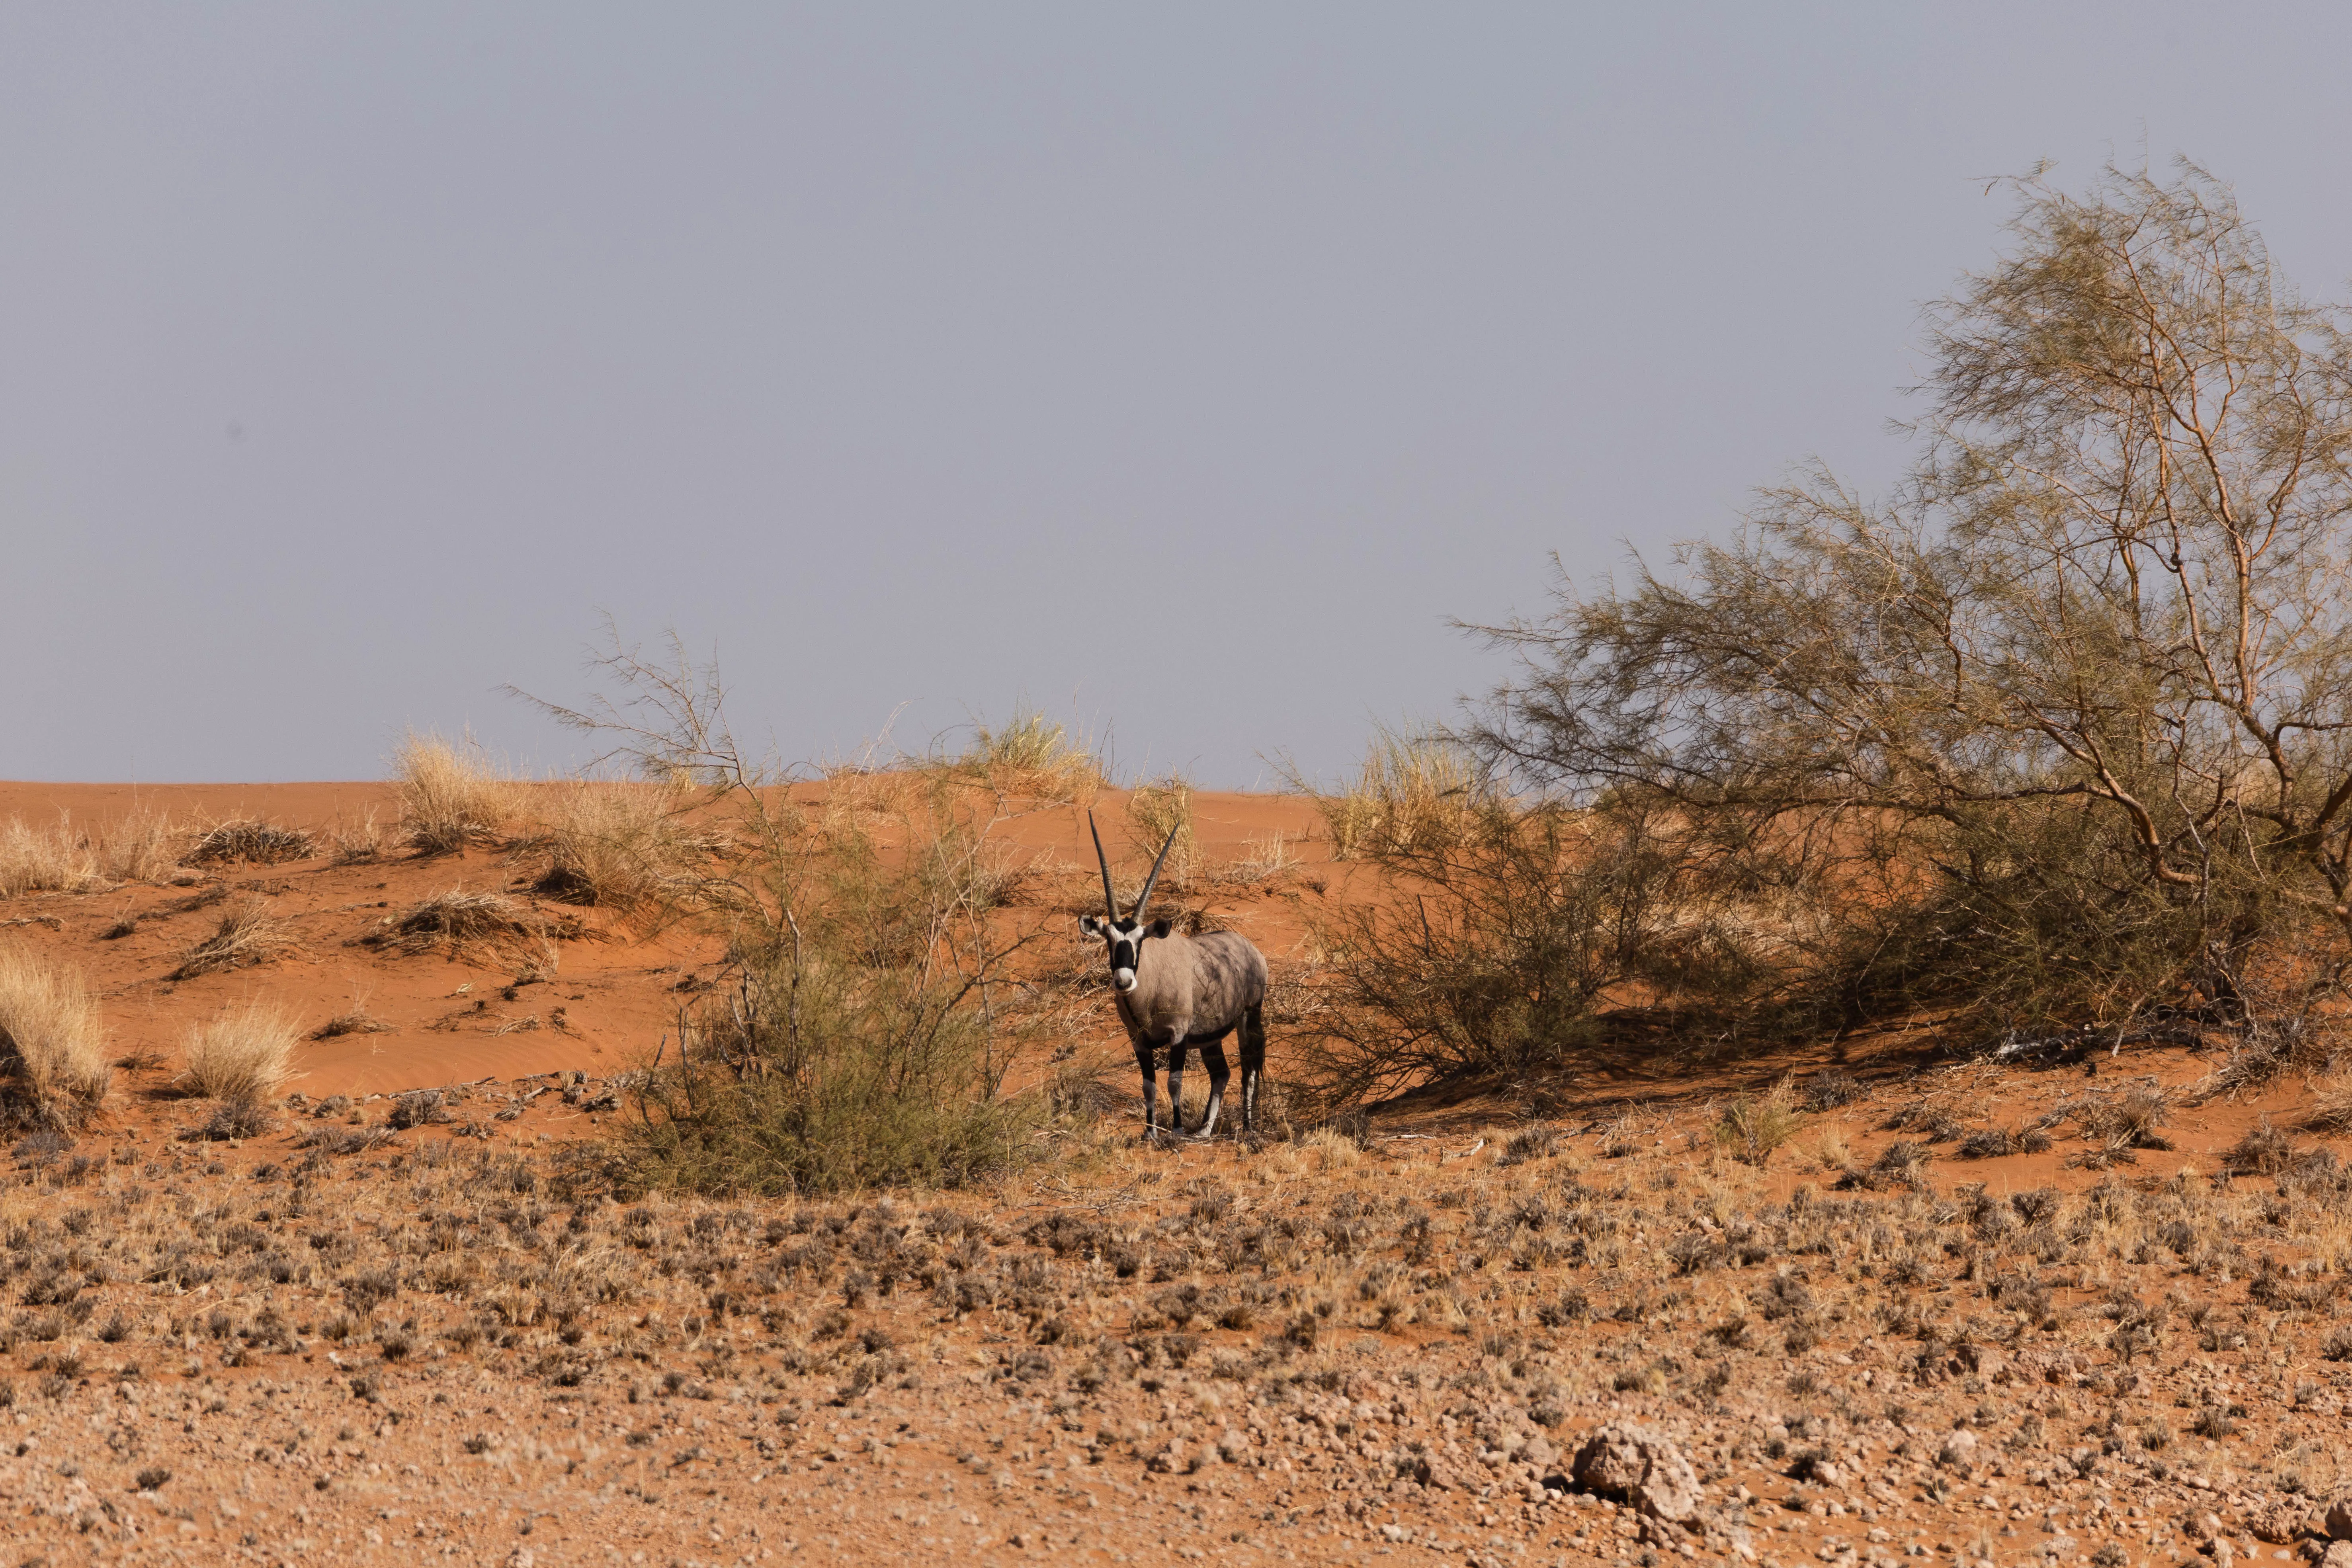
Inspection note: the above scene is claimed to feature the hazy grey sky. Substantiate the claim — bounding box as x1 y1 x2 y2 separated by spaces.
8 5 2352 785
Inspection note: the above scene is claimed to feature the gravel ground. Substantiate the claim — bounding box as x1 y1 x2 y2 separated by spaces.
4 1051 2351 1568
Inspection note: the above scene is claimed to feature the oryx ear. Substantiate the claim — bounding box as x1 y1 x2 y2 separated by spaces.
1147 918 1172 940
1079 914 1106 938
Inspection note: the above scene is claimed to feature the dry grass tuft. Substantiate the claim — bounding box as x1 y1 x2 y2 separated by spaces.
0 945 111 1127
1712 1081 1805 1166
1301 1126 1364 1170
311 1009 395 1041
2304 1076 2352 1134
97 811 183 883
1204 834 1301 889
369 890 560 972
1307 727 1474 861
2 810 185 897
170 903 297 980
394 732 519 855
183 1000 299 1104
330 810 387 865
519 781 706 912
1802 1070 1866 1111
956 709 1104 804
1125 775 1196 886
1957 1125 2053 1159
187 819 315 866
2221 1119 2311 1177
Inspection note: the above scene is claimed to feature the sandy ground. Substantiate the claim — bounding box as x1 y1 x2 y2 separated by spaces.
1 785 2349 1568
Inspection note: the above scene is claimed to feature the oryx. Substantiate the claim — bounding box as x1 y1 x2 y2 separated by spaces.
1080 812 1269 1141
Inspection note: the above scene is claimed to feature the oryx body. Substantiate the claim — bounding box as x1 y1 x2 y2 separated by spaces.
1080 816 1269 1140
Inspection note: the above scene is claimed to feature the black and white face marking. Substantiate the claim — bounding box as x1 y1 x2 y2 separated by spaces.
1080 914 1153 994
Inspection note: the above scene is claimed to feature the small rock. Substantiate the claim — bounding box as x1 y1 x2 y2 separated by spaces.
2251 1501 2311 1543
1938 1430 1979 1469
1410 1455 1470 1491
1961 1344 2008 1382
2320 1543 2352 1568
1571 1422 1702 1525
2328 1497 2352 1542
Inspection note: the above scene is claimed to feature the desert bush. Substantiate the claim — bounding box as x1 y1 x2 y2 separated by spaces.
394 732 518 854
518 633 1058 1196
0 946 110 1127
182 1000 297 1104
1427 161 2352 1070
1293 793 1760 1100
614 802 1050 1193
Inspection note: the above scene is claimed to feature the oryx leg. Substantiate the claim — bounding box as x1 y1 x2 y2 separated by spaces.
1192 1038 1232 1140
1239 1003 1267 1133
1165 1035 1193 1137
1134 1037 1165 1143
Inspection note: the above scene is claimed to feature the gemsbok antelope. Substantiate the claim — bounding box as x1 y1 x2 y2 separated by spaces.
1079 812 1269 1141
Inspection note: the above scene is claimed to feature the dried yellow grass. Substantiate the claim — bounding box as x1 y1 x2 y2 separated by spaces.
1313 727 1474 860
1126 774 1195 886
170 902 297 980
97 811 184 882
1711 1080 1806 1166
1205 833 1299 888
520 779 705 912
368 889 561 977
394 732 520 854
1302 1125 1364 1170
0 810 184 897
183 999 298 1104
0 945 111 1127
0 815 94 897
956 709 1104 804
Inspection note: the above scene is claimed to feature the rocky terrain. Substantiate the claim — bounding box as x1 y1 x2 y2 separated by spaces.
0 1045 2347 1568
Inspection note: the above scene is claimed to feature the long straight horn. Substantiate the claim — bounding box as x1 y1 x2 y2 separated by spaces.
1086 811 1117 920
1131 826 1179 926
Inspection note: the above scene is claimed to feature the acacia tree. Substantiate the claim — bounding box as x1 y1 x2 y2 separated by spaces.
1464 161 2352 1051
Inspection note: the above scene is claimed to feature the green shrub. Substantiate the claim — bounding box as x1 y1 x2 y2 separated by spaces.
525 637 1059 1197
